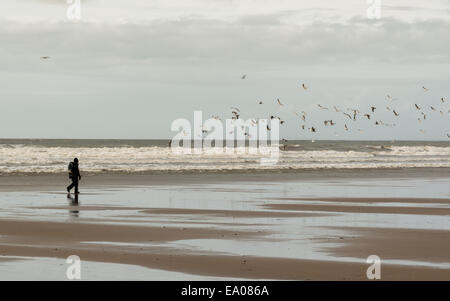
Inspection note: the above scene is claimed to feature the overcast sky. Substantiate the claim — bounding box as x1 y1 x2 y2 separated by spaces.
0 0 449 140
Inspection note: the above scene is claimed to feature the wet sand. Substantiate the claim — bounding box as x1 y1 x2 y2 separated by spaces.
263 203 450 215
0 172 449 280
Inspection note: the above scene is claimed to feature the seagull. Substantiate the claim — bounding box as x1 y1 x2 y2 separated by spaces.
330 120 335 126
258 101 263 104
430 106 436 111
441 97 446 103
421 112 427 120
344 124 348 131
277 98 284 106
302 83 308 90
40 56 50 59
324 120 329 126
310 127 316 133
364 114 371 120
415 104 421 110
386 94 397 101
317 104 328 110
343 113 352 120
422 86 429 91
241 74 247 79
393 110 399 116
371 106 376 112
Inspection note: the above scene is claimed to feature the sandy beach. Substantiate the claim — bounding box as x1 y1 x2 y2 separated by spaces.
0 170 449 280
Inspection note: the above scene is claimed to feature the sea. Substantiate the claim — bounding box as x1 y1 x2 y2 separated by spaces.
0 139 449 174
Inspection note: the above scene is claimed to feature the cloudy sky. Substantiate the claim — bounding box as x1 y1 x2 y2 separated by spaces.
0 0 449 140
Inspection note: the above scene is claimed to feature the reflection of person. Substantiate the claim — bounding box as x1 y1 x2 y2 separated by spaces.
67 158 81 195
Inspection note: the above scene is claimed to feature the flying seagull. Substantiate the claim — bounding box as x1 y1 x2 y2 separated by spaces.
241 74 247 79
40 56 50 59
415 104 421 110
277 98 284 106
343 113 352 120
302 83 308 90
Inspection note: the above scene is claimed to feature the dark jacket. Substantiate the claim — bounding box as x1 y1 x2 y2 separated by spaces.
69 162 81 180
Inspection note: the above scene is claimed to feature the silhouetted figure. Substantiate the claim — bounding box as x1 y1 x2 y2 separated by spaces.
67 158 81 195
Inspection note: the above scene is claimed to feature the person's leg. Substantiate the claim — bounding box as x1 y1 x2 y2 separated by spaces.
74 180 79 194
67 180 75 192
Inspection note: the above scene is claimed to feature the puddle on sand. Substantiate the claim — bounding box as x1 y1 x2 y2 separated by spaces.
0 256 251 281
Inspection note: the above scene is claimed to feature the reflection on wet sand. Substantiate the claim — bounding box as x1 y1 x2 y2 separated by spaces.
0 174 449 280
67 194 79 218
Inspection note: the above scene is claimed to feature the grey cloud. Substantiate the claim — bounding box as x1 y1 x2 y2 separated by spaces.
1 17 449 73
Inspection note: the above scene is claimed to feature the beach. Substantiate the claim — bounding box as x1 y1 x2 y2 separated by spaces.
0 166 449 280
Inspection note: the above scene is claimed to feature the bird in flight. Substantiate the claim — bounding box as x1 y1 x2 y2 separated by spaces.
371 106 376 112
364 114 371 120
343 113 352 120
241 74 247 79
258 101 263 105
40 56 50 59
422 86 429 91
393 110 400 116
317 104 328 110
441 97 446 103
302 83 308 90
277 98 284 106
415 104 421 110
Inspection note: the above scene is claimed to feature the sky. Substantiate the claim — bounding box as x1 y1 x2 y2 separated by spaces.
0 0 449 140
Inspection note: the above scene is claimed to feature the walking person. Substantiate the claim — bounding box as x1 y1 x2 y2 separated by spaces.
67 158 81 195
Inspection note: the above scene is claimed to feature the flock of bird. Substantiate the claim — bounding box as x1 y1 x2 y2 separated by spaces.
208 74 450 145
40 57 449 142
